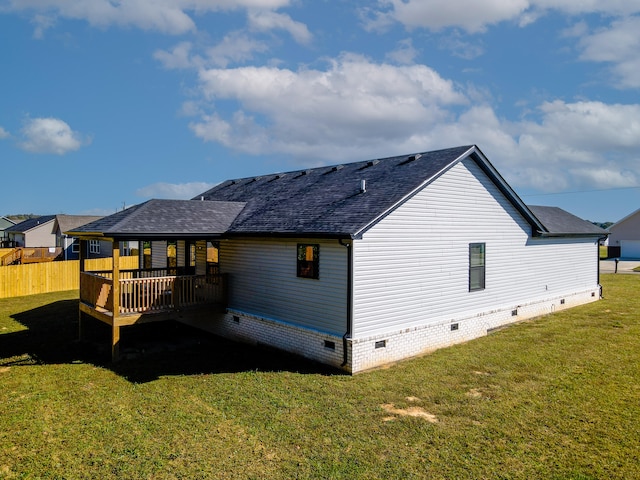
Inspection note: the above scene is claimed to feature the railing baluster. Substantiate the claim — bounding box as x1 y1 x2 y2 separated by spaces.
86 273 226 316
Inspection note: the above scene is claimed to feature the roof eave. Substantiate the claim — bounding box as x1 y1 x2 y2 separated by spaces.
222 230 355 240
535 231 609 238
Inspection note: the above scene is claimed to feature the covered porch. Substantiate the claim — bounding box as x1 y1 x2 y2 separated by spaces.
67 199 247 362
77 238 227 361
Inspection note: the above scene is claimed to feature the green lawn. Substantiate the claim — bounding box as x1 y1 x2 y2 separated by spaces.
1 275 639 479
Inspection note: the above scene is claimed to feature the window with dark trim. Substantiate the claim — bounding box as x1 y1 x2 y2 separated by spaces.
89 239 100 255
469 243 485 291
297 244 319 279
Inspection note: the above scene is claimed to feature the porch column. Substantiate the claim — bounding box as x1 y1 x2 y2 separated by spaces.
111 240 120 362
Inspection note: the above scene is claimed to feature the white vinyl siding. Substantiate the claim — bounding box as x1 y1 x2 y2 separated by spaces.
352 158 599 338
220 238 348 334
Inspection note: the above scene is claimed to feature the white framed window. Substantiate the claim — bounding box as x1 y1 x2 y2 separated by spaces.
469 243 485 291
89 240 100 255
71 239 80 253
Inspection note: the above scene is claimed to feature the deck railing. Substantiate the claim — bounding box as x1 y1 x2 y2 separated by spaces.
80 270 227 316
0 247 63 266
80 271 114 311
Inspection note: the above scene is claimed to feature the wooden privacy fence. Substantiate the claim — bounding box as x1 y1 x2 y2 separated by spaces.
0 256 139 299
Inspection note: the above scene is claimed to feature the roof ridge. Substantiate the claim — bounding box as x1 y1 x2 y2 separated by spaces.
208 145 475 188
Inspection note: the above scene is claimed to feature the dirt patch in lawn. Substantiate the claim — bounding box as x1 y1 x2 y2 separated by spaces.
381 402 438 423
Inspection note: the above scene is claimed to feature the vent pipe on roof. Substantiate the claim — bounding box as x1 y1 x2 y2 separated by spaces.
360 179 367 194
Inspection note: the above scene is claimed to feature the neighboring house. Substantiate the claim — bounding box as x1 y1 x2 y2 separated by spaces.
70 145 606 372
0 216 16 246
6 215 57 248
53 215 110 260
607 208 640 258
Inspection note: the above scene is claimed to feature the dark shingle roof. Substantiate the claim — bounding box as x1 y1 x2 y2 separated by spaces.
66 145 605 240
529 206 607 236
198 145 476 237
7 215 56 233
68 199 246 238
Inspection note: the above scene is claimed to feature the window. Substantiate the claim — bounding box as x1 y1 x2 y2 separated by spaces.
167 240 177 274
89 240 100 255
143 241 152 269
297 244 319 279
469 243 485 291
71 239 80 253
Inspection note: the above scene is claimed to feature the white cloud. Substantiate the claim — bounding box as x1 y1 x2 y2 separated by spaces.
4 0 294 36
206 32 270 67
0 126 10 139
186 53 640 193
370 0 530 33
385 38 419 65
31 13 56 39
508 100 640 191
190 54 468 159
247 10 312 44
578 16 640 88
19 117 90 155
368 0 640 33
154 41 199 69
136 181 217 199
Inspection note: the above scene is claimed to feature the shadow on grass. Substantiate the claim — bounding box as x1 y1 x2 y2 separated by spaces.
2 299 341 382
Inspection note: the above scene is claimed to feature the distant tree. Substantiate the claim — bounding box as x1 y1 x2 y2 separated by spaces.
590 221 614 230
6 214 39 222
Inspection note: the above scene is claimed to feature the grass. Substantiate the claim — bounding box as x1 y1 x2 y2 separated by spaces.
599 245 608 259
1 275 640 479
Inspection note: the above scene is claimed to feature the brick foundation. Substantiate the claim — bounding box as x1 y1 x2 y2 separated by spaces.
180 287 600 374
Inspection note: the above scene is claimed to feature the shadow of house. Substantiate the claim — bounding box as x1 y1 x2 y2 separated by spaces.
2 299 340 383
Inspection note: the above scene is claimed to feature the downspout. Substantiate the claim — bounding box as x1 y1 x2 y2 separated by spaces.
598 234 608 298
339 238 353 367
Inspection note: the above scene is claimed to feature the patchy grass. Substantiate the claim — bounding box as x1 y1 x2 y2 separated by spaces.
1 275 640 479
600 245 608 259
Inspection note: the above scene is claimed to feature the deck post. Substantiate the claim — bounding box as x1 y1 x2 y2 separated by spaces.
78 240 87 341
112 324 120 362
111 240 121 362
112 240 120 317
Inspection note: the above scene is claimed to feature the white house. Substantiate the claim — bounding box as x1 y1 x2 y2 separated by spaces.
70 145 606 372
607 208 640 258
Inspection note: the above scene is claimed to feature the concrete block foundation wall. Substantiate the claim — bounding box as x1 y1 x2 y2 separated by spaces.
181 288 600 374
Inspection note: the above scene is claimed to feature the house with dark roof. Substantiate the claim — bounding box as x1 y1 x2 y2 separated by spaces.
606 208 640 258
0 216 16 246
52 214 108 260
69 145 606 372
6 215 58 248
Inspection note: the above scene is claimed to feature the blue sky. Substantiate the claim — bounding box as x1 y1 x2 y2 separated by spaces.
1 1 639 224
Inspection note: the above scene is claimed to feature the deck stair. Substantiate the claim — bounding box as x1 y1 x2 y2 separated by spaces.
0 247 63 266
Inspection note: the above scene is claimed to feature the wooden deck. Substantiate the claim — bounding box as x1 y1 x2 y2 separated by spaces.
0 247 63 266
79 269 227 361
